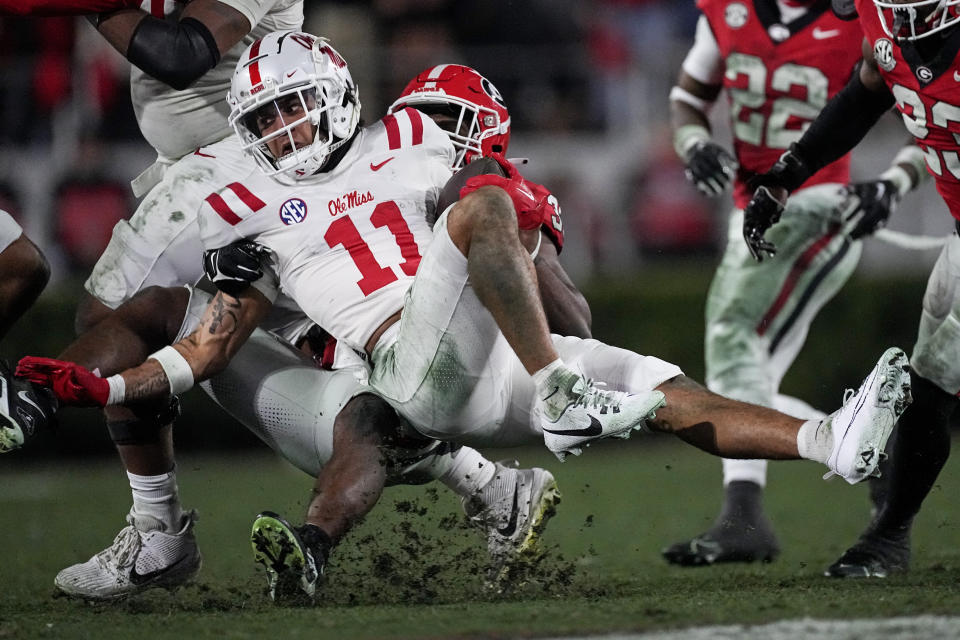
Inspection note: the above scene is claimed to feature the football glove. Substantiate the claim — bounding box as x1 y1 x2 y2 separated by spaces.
843 179 898 240
202 240 272 297
16 357 109 407
459 153 550 231
683 140 738 197
742 145 815 261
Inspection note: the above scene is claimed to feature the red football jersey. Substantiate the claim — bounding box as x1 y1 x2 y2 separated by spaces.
855 0 960 219
698 0 862 207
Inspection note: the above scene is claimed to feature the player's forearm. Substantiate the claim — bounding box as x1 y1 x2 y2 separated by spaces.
536 240 592 339
670 72 719 160
791 67 894 181
0 0 137 15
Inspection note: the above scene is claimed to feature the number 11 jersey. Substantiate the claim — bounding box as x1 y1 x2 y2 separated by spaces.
198 107 455 353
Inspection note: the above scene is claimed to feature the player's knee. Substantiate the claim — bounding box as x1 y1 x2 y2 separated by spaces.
335 393 399 445
448 187 516 243
106 396 181 446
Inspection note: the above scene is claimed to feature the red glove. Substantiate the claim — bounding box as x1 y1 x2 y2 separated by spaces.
16 357 109 407
459 153 550 231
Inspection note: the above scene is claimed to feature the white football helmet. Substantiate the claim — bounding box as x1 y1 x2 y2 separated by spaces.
874 0 960 40
228 31 360 183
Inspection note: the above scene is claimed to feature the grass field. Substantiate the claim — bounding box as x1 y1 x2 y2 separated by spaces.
1 434 958 639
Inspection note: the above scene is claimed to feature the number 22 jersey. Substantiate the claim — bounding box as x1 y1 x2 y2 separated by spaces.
198 107 455 353
695 0 863 207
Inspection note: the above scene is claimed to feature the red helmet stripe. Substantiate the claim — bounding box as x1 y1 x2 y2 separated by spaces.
247 40 263 88
205 193 242 226
383 114 401 150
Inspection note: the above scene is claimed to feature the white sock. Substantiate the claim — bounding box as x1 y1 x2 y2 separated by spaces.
796 418 833 464
721 458 768 487
532 359 565 389
438 447 497 497
128 468 184 531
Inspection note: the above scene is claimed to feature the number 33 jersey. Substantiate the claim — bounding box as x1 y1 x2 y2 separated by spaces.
855 0 960 219
198 107 455 353
696 0 863 207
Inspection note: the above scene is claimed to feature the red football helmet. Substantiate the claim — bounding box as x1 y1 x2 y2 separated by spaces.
388 64 511 169
874 0 960 40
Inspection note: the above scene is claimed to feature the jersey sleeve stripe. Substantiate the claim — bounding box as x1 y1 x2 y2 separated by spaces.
149 0 163 17
205 193 243 226
226 182 267 211
383 114 401 150
405 108 424 146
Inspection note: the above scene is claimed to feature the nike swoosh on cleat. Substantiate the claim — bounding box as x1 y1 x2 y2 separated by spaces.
812 27 841 39
541 385 560 402
542 414 603 437
17 391 45 419
370 157 395 171
496 484 521 538
128 554 191 586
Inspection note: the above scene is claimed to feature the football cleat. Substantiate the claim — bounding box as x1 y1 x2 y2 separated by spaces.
463 461 561 577
0 359 57 453
54 510 201 600
538 376 665 461
661 518 780 567
823 347 911 484
825 527 910 578
251 511 321 603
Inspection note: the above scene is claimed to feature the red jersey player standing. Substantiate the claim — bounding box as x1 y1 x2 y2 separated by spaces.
664 0 927 566
741 0 960 577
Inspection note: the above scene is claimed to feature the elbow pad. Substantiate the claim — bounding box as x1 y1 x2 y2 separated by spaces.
126 17 220 91
793 69 895 175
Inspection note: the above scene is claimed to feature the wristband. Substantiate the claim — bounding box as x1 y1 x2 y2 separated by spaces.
148 346 195 395
673 124 711 161
105 375 126 406
885 144 929 195
878 165 912 198
669 86 713 113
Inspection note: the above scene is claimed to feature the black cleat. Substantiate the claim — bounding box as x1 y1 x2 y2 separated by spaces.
662 517 780 566
825 528 910 578
0 359 57 453
251 511 323 604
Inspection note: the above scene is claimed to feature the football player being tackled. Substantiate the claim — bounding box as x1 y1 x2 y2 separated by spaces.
738 0 960 578
663 0 928 566
12 31 915 601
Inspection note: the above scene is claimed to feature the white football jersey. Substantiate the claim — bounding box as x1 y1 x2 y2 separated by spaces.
198 107 455 352
131 0 303 161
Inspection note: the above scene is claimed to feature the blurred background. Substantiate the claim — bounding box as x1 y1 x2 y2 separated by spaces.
0 0 950 456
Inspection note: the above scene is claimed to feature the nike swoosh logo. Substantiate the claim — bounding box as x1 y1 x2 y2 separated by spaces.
496 484 521 537
370 157 395 171
193 148 216 158
541 385 560 402
954 70 960 82
129 553 192 586
812 27 841 39
17 391 44 419
542 414 603 437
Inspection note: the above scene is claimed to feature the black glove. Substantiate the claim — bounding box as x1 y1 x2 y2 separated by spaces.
742 186 786 261
683 140 738 197
844 179 899 239
741 145 815 261
202 240 272 297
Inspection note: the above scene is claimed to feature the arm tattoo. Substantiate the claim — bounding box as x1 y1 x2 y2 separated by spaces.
205 294 241 336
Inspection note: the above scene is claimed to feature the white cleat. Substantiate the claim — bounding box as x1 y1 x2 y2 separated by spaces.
824 347 912 484
464 462 561 569
538 377 665 461
55 510 201 600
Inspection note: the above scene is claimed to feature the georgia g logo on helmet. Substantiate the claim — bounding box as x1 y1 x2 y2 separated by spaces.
480 77 506 110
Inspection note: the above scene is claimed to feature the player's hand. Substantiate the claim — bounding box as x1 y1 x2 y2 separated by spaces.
202 240 272 297
459 153 548 230
742 185 787 261
683 140 738 197
843 179 898 239
16 357 109 407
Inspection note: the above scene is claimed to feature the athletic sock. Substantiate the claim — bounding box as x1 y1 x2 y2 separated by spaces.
532 359 581 420
438 446 497 498
299 523 333 567
717 480 765 525
796 418 833 464
128 468 184 532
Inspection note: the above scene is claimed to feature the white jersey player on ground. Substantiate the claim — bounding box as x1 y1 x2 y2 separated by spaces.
14 31 914 601
0 4 560 602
